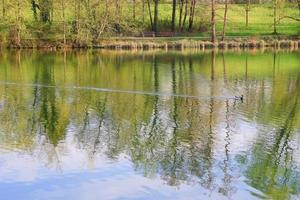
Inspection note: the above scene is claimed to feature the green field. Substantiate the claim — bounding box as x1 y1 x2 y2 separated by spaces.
154 3 299 36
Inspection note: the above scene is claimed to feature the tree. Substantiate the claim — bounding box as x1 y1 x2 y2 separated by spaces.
31 0 38 21
188 0 196 32
133 0 136 20
2 0 5 18
245 0 250 27
297 0 300 16
273 0 286 34
147 0 153 29
211 0 216 43
171 0 176 32
153 0 159 34
115 0 121 31
40 0 52 23
273 0 278 34
15 0 21 45
222 0 229 40
7 0 24 46
142 0 145 23
178 0 188 32
73 0 81 35
147 0 159 34
60 0 66 46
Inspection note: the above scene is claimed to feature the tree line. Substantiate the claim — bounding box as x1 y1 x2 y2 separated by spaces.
0 0 299 46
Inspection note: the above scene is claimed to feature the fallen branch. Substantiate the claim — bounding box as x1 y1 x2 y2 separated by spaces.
279 16 300 22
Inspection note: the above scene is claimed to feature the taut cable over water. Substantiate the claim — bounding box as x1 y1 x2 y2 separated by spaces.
0 81 244 101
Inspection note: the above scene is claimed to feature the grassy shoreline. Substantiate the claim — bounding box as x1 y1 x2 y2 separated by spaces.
1 36 300 50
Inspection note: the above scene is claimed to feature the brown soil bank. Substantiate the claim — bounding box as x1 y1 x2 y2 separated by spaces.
1 37 300 50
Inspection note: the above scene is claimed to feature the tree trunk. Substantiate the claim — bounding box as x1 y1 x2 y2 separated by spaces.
142 0 145 23
61 0 66 46
211 0 216 43
178 0 183 30
78 0 81 36
105 0 108 12
133 0 136 20
153 0 158 35
297 0 300 16
115 0 121 24
188 0 196 32
50 0 53 23
74 0 80 34
2 0 5 18
181 0 188 32
16 0 21 46
245 0 250 27
221 0 228 41
273 0 277 34
31 0 38 21
171 0 176 32
146 0 153 30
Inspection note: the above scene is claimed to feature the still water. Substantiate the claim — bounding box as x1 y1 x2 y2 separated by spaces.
0 50 299 200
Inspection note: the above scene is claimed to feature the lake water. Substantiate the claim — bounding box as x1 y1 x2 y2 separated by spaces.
0 50 299 200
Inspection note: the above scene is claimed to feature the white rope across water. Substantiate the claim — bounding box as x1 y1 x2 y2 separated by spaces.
0 81 241 100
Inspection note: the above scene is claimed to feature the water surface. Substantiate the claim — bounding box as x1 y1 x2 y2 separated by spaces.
0 50 299 200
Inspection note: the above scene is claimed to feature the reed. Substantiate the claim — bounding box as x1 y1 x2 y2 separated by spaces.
2 38 300 50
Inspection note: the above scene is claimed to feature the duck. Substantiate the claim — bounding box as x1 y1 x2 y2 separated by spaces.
235 95 244 101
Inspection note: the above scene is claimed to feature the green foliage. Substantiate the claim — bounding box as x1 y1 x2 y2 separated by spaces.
26 21 59 39
0 0 299 44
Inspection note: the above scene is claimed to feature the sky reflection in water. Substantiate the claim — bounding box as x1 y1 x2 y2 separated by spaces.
0 50 299 200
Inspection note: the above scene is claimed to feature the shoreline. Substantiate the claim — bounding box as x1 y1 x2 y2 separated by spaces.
1 36 300 50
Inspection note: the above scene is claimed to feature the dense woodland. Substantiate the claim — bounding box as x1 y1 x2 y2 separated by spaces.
0 0 299 46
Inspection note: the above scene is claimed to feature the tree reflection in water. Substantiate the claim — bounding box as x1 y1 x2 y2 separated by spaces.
0 50 299 199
